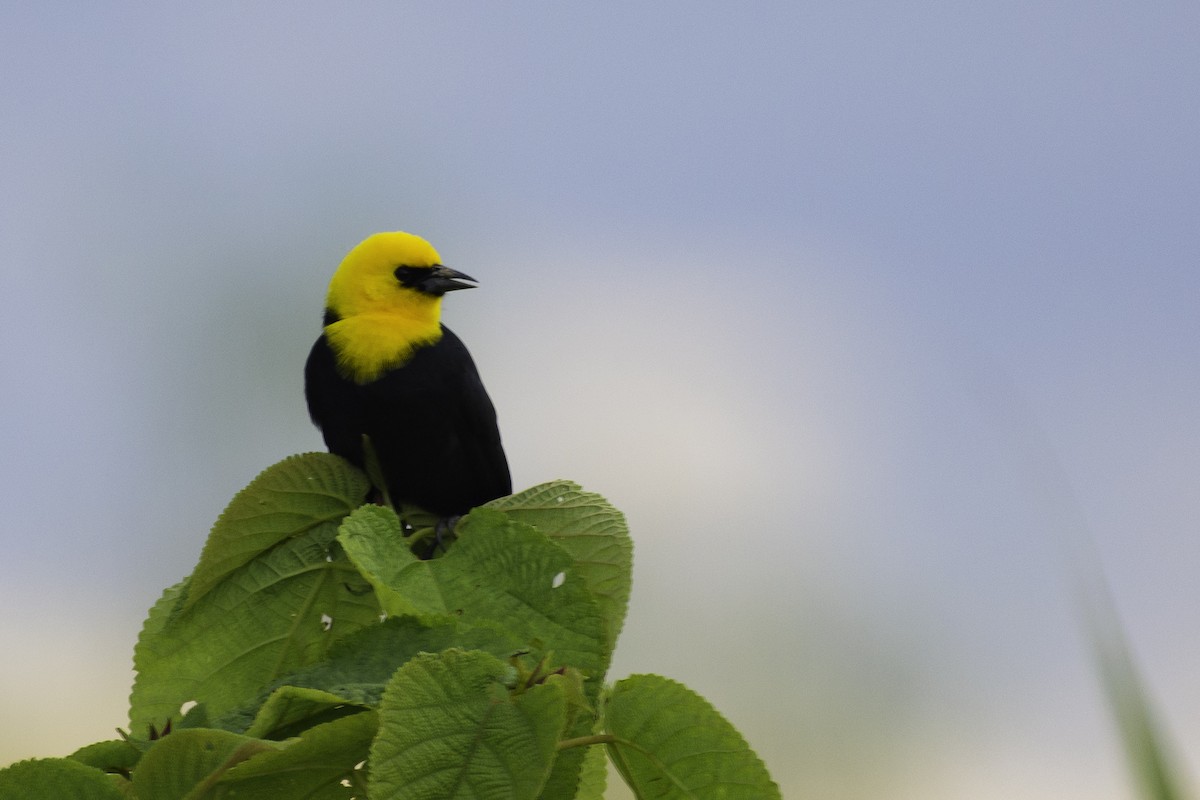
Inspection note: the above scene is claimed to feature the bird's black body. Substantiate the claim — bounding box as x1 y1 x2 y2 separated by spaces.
304 322 511 517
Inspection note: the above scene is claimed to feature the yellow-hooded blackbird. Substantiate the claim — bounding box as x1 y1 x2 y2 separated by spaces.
304 231 510 517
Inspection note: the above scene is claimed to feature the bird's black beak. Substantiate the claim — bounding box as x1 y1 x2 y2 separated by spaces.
422 265 478 295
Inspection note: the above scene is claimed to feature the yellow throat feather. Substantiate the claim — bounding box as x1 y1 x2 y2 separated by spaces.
322 232 446 384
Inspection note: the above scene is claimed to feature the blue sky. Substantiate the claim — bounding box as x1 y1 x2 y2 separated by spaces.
2 4 1198 797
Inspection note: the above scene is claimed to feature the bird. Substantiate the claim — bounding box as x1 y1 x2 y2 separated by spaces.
304 231 511 521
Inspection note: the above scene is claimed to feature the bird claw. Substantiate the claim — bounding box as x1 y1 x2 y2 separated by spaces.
421 515 462 558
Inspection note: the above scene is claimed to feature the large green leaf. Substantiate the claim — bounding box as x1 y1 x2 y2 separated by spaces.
130 729 277 800
210 711 378 799
327 504 428 619
571 741 609 800
69 739 143 775
486 481 632 650
368 649 568 800
338 506 610 683
605 675 780 800
130 523 381 731
185 453 369 610
218 615 526 737
0 758 125 800
241 686 366 740
538 706 602 800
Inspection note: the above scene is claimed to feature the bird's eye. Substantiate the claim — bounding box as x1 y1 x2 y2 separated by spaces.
393 266 423 287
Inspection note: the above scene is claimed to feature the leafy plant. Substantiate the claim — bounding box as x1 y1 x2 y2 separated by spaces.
0 454 779 799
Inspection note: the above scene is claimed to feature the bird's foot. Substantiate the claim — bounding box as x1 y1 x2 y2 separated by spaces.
419 515 462 559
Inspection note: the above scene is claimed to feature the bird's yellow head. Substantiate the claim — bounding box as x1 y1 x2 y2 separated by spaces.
322 231 477 383
325 231 476 320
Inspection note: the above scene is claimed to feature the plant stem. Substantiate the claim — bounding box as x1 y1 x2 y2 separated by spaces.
557 733 616 750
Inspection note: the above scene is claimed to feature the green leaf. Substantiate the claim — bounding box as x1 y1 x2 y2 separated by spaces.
0 758 125 800
331 505 428 618
339 507 610 685
130 522 382 732
605 675 780 800
69 738 143 775
212 711 378 799
572 742 608 800
127 580 189 731
537 690 599 800
369 649 568 800
243 686 366 740
130 729 277 800
221 616 526 735
486 481 632 650
185 453 369 610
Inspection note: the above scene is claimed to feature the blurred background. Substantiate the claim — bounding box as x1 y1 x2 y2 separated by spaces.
2 4 1197 798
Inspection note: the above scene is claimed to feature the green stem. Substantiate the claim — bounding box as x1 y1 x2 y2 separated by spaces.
557 733 617 750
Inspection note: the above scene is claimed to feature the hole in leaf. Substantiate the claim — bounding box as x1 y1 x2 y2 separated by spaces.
320 613 333 631
551 571 566 588
179 700 198 716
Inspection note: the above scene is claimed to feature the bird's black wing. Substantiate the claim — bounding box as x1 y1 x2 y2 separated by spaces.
360 325 511 516
435 325 512 502
304 332 368 467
